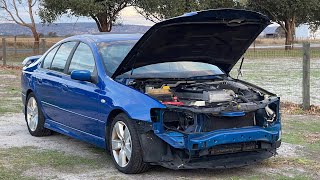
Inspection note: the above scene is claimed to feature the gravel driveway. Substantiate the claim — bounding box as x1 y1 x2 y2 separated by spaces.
1 113 317 180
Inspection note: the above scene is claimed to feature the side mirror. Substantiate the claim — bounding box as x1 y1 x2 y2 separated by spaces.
71 70 92 82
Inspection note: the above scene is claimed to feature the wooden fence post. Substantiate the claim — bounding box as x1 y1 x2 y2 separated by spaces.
41 39 46 54
302 42 310 110
2 38 6 66
14 36 17 56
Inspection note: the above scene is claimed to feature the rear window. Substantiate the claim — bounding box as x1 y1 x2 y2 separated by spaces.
42 46 59 69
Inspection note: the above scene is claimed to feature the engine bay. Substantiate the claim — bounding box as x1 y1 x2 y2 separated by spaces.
121 77 279 133
128 78 265 107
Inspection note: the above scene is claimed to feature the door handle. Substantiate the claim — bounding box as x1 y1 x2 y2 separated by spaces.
37 78 43 84
61 84 69 92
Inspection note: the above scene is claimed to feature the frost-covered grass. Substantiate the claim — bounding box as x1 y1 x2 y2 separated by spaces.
231 58 320 106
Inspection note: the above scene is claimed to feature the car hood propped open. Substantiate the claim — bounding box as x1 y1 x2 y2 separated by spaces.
111 9 270 78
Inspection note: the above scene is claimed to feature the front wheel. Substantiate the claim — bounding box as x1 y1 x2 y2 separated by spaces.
109 113 150 174
25 92 52 137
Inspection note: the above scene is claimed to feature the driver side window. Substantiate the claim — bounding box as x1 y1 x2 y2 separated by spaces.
68 43 95 74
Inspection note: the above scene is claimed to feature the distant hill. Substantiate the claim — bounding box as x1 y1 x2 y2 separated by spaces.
0 23 151 36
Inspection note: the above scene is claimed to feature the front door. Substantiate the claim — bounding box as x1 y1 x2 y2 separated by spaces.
61 42 104 138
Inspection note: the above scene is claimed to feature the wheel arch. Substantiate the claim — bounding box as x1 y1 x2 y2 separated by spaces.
105 108 128 151
26 89 33 98
23 89 34 107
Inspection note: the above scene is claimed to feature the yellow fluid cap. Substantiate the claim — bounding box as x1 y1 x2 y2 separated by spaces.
162 85 170 90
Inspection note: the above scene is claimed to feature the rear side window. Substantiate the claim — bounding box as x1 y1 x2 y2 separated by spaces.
68 43 95 74
42 46 59 69
51 42 77 72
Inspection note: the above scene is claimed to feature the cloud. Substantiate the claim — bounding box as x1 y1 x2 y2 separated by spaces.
119 7 154 26
119 6 154 26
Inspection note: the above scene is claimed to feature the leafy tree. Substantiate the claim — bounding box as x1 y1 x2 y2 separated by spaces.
246 0 320 50
134 0 197 23
39 0 132 32
0 0 40 51
307 3 320 33
198 0 236 10
135 0 235 23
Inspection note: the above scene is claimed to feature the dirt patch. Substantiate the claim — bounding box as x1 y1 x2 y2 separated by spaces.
0 113 103 159
0 65 22 71
0 74 17 79
276 142 303 158
305 133 320 144
281 102 320 115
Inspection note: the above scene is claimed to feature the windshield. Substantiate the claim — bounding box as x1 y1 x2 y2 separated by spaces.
98 41 136 75
121 61 225 78
98 41 225 79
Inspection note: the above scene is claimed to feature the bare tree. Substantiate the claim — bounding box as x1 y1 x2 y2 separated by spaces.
0 0 40 52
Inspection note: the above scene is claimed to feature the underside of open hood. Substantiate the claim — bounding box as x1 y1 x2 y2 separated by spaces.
112 9 270 78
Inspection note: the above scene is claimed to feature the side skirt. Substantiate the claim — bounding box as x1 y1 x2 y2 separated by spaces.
44 119 106 149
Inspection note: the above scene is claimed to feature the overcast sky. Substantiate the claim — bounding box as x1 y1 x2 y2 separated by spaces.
0 6 154 26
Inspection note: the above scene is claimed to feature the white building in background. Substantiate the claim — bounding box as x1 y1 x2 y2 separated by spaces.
259 23 280 38
259 23 320 39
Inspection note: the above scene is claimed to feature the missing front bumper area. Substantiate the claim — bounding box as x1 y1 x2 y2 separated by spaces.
199 141 280 156
152 97 280 135
139 97 281 169
157 148 277 170
136 126 281 169
139 130 280 169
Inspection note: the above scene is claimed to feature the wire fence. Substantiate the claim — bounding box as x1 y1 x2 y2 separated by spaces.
0 37 319 107
0 37 60 66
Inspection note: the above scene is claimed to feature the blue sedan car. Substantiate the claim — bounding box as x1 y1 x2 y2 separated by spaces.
21 9 281 174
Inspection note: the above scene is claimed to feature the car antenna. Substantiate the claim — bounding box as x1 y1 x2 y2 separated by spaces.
237 57 244 79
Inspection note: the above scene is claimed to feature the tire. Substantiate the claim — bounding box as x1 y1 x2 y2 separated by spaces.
109 113 150 174
25 92 52 137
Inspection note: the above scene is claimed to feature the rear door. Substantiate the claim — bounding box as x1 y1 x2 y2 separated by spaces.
36 41 78 124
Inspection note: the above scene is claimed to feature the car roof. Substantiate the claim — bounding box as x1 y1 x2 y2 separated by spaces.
65 33 143 43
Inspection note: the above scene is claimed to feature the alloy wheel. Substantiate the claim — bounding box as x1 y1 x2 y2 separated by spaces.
111 121 132 167
26 97 38 131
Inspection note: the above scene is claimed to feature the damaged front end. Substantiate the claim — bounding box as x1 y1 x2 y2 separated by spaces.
129 78 281 169
109 9 279 169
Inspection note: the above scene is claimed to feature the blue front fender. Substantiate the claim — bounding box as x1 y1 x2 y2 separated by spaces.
102 77 166 122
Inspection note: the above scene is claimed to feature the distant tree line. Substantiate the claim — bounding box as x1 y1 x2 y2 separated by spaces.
38 32 58 38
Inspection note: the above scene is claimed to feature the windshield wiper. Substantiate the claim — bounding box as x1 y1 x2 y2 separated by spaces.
186 74 225 80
